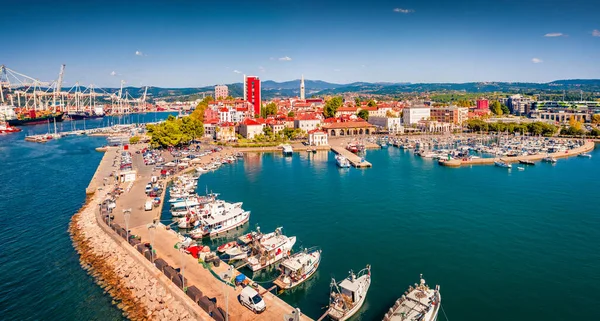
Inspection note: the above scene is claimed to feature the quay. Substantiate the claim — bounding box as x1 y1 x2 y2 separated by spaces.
330 146 372 168
440 140 596 168
85 143 313 320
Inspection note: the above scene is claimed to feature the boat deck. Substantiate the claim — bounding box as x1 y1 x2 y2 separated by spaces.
330 146 372 168
387 287 437 321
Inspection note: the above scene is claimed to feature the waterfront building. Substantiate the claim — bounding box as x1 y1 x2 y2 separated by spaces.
215 122 237 142
535 111 589 123
368 116 403 134
416 120 454 133
266 118 285 134
322 120 375 137
294 114 321 132
214 85 229 99
476 99 489 110
300 75 305 100
430 106 468 124
308 129 328 146
507 94 534 115
203 119 218 138
335 107 358 117
239 118 265 139
403 106 431 125
244 75 261 116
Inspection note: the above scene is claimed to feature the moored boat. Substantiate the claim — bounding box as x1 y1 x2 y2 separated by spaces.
273 248 321 290
327 265 371 321
282 144 293 156
335 154 351 168
382 274 440 321
244 227 296 272
578 153 592 158
542 156 557 163
519 159 535 165
494 160 512 168
0 121 21 133
7 110 64 126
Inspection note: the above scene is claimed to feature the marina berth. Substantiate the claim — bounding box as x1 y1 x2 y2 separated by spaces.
382 275 440 321
274 248 322 290
327 265 371 321
244 227 296 272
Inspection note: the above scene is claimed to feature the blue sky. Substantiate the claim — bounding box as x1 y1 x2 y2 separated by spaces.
2 0 599 87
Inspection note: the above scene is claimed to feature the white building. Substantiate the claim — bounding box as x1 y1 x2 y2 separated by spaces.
308 129 328 146
214 85 229 99
239 119 265 139
368 116 404 133
403 106 431 125
218 108 232 123
294 115 321 132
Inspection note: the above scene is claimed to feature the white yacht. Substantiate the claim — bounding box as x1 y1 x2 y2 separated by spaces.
244 227 296 272
327 265 371 321
188 200 249 238
382 275 440 321
282 144 293 156
335 155 351 168
274 248 321 290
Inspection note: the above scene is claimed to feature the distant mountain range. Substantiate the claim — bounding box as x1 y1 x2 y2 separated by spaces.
92 79 600 101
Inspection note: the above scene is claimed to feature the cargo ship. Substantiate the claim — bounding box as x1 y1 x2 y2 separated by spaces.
67 111 104 120
7 110 64 126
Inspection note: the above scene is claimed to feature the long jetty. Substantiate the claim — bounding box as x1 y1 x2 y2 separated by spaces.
330 146 372 168
80 144 312 320
440 140 595 168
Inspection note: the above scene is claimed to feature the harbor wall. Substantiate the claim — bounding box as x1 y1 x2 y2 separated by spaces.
71 150 212 320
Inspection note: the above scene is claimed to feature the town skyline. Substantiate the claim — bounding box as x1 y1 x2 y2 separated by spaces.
2 0 600 87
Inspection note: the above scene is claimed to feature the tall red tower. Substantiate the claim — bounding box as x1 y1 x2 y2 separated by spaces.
244 75 261 116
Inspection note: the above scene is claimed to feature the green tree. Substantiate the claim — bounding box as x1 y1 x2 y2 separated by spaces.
489 101 503 115
190 96 214 122
367 99 377 107
129 136 140 144
263 125 273 137
354 97 361 106
500 104 510 115
260 102 278 118
324 96 343 118
287 111 295 118
592 114 600 124
225 95 234 100
357 109 369 121
146 115 204 148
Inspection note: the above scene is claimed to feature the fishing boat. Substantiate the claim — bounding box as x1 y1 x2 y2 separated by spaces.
335 155 351 168
0 121 21 133
382 274 440 321
244 227 296 272
327 265 371 321
282 144 293 156
578 153 592 158
494 160 512 168
542 156 557 163
346 143 359 154
519 159 535 165
273 248 321 290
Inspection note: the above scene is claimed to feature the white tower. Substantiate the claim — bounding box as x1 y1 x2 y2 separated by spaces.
300 75 305 100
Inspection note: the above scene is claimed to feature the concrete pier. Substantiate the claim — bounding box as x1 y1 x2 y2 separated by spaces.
330 146 372 168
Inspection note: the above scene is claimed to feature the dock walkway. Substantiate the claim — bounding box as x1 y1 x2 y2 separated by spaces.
330 146 372 168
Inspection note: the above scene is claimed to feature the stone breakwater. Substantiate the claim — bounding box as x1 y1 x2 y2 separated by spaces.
69 190 197 321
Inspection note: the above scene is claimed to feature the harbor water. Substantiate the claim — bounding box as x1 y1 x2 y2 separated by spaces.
1 127 599 320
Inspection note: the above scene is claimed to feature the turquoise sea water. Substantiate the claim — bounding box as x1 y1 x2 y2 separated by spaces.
187 146 600 321
1 123 599 320
0 113 176 320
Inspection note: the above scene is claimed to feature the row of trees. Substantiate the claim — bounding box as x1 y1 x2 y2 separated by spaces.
146 115 204 147
251 127 304 143
465 119 558 136
489 101 510 115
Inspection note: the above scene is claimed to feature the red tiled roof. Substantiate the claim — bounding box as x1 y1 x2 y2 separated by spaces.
205 118 219 124
308 129 327 134
241 118 262 126
337 107 358 112
360 107 377 111
219 108 229 113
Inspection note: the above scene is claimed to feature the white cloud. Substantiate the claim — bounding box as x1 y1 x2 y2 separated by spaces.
135 50 143 56
544 33 564 37
593 29 600 37
259 66 266 73
531 58 543 64
278 56 292 61
393 8 414 14
110 71 117 76
233 70 242 74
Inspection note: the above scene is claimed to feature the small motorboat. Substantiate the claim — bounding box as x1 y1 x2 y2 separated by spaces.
217 241 238 253
578 153 592 158
519 159 535 165
517 166 525 171
494 160 512 168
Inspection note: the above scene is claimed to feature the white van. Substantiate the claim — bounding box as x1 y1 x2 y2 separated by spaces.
239 286 265 313
144 200 153 211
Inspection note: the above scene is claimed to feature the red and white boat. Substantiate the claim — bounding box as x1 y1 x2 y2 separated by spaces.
217 241 238 253
0 121 21 134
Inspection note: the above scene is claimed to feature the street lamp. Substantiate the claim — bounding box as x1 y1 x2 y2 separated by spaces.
147 223 157 262
123 208 132 241
219 265 234 321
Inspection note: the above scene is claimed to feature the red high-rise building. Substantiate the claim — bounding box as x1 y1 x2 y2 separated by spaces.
476 99 489 110
244 75 261 116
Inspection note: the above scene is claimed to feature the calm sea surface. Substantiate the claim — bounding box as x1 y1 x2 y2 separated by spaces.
1 122 599 320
